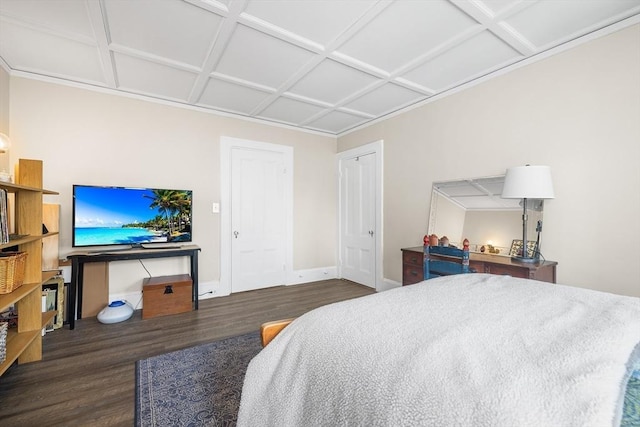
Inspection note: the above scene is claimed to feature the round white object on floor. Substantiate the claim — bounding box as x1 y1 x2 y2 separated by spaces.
97 300 134 324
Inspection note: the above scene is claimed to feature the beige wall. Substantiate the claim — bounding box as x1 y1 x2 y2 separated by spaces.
339 24 640 297
8 77 337 297
0 67 9 171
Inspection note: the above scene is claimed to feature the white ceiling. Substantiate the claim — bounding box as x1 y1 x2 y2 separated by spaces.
1 0 639 136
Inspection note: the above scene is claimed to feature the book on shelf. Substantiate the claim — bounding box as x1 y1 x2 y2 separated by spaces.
42 288 56 333
0 189 8 244
42 278 64 329
41 294 47 336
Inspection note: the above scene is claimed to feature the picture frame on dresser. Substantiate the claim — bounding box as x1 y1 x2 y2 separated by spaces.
509 239 538 258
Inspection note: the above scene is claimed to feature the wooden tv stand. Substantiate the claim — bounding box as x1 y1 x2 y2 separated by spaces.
401 246 557 285
67 244 200 329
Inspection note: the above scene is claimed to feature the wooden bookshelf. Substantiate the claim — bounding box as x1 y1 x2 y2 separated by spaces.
0 159 58 377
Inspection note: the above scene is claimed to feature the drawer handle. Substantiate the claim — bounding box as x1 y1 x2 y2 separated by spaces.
164 285 174 294
411 257 418 263
411 271 418 276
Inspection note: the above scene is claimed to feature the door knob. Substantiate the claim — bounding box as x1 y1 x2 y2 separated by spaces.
233 231 239 239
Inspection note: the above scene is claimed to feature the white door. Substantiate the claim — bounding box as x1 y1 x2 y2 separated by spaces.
340 152 376 288
231 147 288 292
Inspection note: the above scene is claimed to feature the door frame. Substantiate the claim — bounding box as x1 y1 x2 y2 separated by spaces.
336 140 383 290
220 136 294 294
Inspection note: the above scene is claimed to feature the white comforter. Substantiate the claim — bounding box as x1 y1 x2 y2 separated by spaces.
238 274 640 427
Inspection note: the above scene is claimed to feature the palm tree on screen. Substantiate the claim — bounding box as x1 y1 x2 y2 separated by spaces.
145 190 191 236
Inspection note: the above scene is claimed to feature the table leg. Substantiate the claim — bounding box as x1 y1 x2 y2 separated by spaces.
77 262 84 320
191 250 199 310
69 258 78 330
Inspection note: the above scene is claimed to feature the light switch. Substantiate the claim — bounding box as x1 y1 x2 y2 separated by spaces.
212 202 220 213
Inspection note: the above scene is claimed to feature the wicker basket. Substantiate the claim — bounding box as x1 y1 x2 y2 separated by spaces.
0 252 28 294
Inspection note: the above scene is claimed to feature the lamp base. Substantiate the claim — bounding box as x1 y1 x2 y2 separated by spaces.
511 256 539 264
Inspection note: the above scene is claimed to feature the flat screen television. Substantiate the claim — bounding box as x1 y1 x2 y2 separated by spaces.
72 185 192 248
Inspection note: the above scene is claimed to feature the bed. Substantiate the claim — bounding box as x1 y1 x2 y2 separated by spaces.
237 274 640 426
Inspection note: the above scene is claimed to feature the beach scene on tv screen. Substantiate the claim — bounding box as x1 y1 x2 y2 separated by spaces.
74 186 192 246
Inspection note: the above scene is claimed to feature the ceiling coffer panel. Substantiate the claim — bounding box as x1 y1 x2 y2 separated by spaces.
104 0 223 68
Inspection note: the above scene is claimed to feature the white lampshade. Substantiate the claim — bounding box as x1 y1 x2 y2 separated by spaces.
502 165 554 199
0 133 10 153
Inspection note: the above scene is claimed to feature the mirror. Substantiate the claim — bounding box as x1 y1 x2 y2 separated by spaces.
428 176 544 256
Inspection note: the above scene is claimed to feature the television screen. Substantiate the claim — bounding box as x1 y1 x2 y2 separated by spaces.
72 185 192 247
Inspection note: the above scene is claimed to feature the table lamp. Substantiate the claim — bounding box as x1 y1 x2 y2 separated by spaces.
501 165 554 262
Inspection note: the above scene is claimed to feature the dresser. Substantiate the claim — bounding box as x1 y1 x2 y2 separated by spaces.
401 246 557 285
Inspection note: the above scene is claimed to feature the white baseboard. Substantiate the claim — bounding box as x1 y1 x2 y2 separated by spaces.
288 266 337 285
108 268 344 305
378 278 401 292
198 270 339 298
197 280 221 299
108 280 222 309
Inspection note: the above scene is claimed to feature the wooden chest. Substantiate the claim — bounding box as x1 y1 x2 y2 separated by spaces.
142 274 193 319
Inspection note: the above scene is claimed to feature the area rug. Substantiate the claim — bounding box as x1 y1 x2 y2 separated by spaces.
135 331 262 426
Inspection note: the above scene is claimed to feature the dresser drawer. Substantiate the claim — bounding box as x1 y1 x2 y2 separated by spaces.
469 260 485 274
402 249 423 268
402 264 423 285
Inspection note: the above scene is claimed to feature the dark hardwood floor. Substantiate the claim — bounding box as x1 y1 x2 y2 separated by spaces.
0 279 375 426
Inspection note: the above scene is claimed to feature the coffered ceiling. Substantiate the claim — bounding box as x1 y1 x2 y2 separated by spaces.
1 0 639 135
